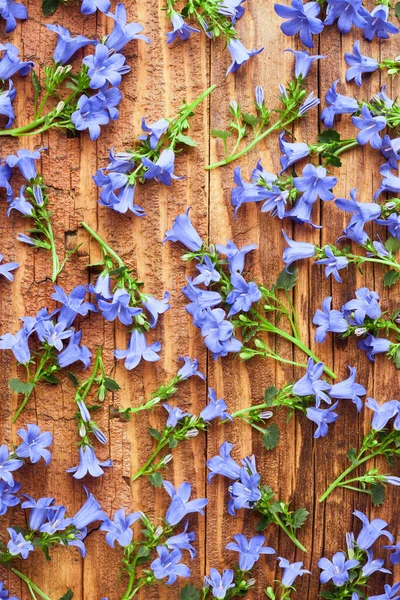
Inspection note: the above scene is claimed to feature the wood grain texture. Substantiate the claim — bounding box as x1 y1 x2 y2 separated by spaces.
0 0 399 599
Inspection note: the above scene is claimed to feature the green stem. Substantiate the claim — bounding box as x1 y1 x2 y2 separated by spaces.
273 513 307 553
349 253 400 271
12 569 52 600
333 140 359 157
81 221 125 267
121 570 136 600
13 350 54 422
168 85 216 150
131 439 169 481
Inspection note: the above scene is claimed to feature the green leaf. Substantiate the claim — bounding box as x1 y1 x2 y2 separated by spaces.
392 347 400 369
265 587 276 600
9 379 35 395
42 373 59 385
148 427 161 440
59 591 74 600
241 112 258 127
42 0 59 15
317 129 341 144
269 500 282 514
325 154 342 168
255 516 271 531
276 267 298 290
180 584 201 600
104 377 121 391
264 386 278 406
371 482 386 506
262 424 280 450
383 269 400 288
346 447 358 466
67 372 79 387
176 133 197 147
292 507 309 530
396 2 400 21
211 129 232 141
32 70 42 100
169 438 178 449
385 236 400 253
149 472 163 488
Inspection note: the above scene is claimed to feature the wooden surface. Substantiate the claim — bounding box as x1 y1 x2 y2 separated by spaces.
0 1 399 598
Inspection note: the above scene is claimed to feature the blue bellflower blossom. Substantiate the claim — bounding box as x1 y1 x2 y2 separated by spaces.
274 0 323 48
376 213 400 240
142 149 182 185
0 0 27 33
15 424 52 465
352 105 386 149
330 366 366 412
0 328 30 364
358 335 391 362
279 131 310 173
105 3 150 52
285 48 326 79
5 147 43 180
106 148 135 173
70 486 108 529
66 446 112 479
139 117 169 150
320 79 359 128
293 164 337 204
81 0 111 15
228 456 261 514
231 166 271 217
57 331 92 369
226 39 264 75
206 441 241 482
193 256 220 286
0 43 33 79
40 320 73 351
324 0 367 34
163 208 203 251
204 569 235 599
6 185 33 217
0 481 21 516
368 583 400 600
226 534 275 571
142 291 170 327
318 552 359 586
0 254 18 281
0 80 17 130
0 580 19 600
383 543 400 565
83 44 130 89
278 557 311 587
7 528 34 559
91 272 113 300
163 404 191 427
166 522 196 559
365 398 399 430
260 186 289 219
315 247 349 283
354 510 394 550
177 356 205 380
163 481 208 526
166 13 200 44
282 230 316 272
335 188 381 245
292 358 332 406
362 5 399 41
342 287 381 325
345 42 378 86
114 329 161 370
183 279 222 319
313 297 349 343
198 307 242 358
375 163 400 199
94 170 128 206
216 240 257 274
0 158 12 197
46 25 94 64
150 547 190 585
21 496 58 531
306 402 339 437
0 446 22 486
98 288 142 326
71 88 121 141
251 159 277 185
52 285 97 327
362 548 391 576
100 508 142 547
226 272 261 317
218 0 246 23
200 388 232 422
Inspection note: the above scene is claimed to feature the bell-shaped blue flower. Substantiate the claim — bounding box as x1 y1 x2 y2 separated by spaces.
114 329 161 370
345 41 378 86
274 0 323 48
226 39 264 76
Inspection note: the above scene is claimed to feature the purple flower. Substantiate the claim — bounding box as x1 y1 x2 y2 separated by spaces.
100 508 141 547
7 528 34 559
226 39 264 76
200 388 232 422
177 356 205 380
114 329 161 370
293 164 337 205
306 402 339 438
226 272 261 317
21 496 58 531
315 247 348 283
71 89 121 141
6 185 33 216
142 149 182 185
40 320 73 351
106 147 135 173
57 330 92 369
358 335 391 362
345 41 378 86
183 279 222 319
163 480 208 526
368 583 400 600
0 481 20 516
335 188 381 245
365 398 399 430
260 186 289 219
207 441 241 482
282 230 316 272
383 543 400 565
105 3 150 52
70 487 107 530
0 254 18 282
199 307 242 359
166 13 200 44
166 522 196 559
362 548 391 576
293 358 332 407
298 91 320 115
0 0 27 33
362 5 399 41
218 0 246 23
318 552 359 586
0 43 33 79
163 404 191 427
0 328 30 364
150 547 190 585
324 0 367 33
330 366 366 412
278 557 311 587
67 446 112 479
231 167 271 217
380 136 400 171
15 424 52 465
0 80 16 129
193 256 220 286
352 104 386 149
226 534 275 571
279 131 310 172
0 580 19 600
204 569 235 599
139 117 169 150
90 272 113 300
313 297 349 343
251 160 277 185
98 288 142 326
274 0 323 48
342 287 381 325
5 147 43 180
94 169 128 206
228 456 261 515
0 157 12 197
216 240 257 274
52 284 97 327
0 446 22 486
375 163 400 200
83 44 130 89
285 48 326 79
163 208 203 251
320 79 359 128
46 24 94 64
142 291 170 327
80 0 110 15
354 510 394 550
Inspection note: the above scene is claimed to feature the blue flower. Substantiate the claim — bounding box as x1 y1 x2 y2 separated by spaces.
293 358 332 407
358 335 391 362
362 548 391 576
229 456 261 515
315 247 348 283
216 240 257 274
278 557 311 587
218 0 246 23
100 508 142 547
324 0 367 33
226 534 275 571
320 79 359 128
106 147 135 173
199 307 242 359
318 552 359 586
166 13 200 44
21 496 58 531
226 39 264 76
204 569 235 599
70 486 107 529
193 256 220 286
66 446 112 479
166 522 196 559
293 164 337 205
0 481 20 516
114 329 161 370
231 167 271 217
375 163 400 199
139 117 169 150
15 424 52 465
183 279 222 319
0 43 33 79
150 547 190 585
251 160 277 185
330 366 366 412
163 480 208 526
5 147 43 181
164 208 203 251
342 287 381 325
39 505 68 534
52 284 97 327
0 254 18 282
98 288 142 326
40 320 73 351
365 398 399 430
274 0 323 48
90 272 113 300
207 441 241 482
0 158 12 198
0 580 19 600
354 510 394 550
200 388 232 422
376 213 400 240
380 136 400 170
279 131 310 173
7 528 34 559
285 48 326 79
142 149 182 185
177 356 205 380
368 583 400 600
335 188 381 245
163 404 191 427
362 5 399 41
57 331 92 369
286 195 320 227
142 291 170 327
0 0 27 33
352 104 386 149
71 89 121 141
81 0 110 15
46 25 94 64
93 169 127 206
260 186 289 219
383 543 400 565
6 185 34 216
282 230 316 272
0 446 22 486
105 3 150 51
298 91 320 115
0 328 30 364
83 44 130 89
306 402 339 438
0 80 16 130
226 272 261 317
345 41 378 86
313 297 349 343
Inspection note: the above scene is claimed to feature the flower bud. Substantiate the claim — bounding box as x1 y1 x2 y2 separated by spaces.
355 327 367 336
185 429 199 438
154 526 163 538
259 411 273 420
255 85 264 108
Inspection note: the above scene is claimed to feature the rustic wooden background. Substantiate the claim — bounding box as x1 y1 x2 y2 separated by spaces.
0 1 399 598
